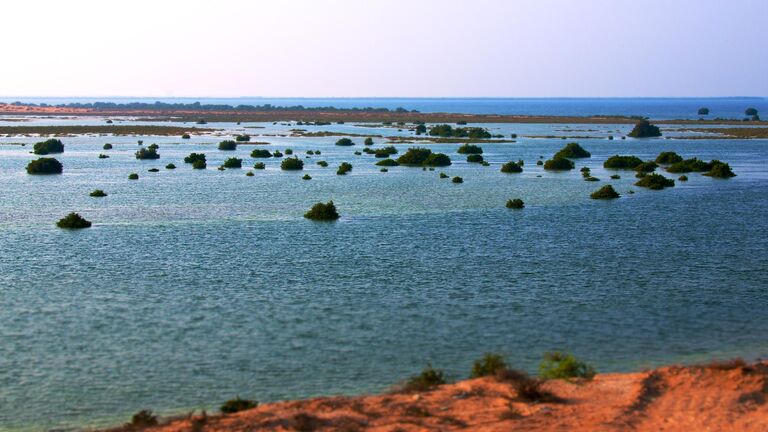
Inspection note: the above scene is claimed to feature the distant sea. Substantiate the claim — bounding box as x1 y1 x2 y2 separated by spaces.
1 97 766 120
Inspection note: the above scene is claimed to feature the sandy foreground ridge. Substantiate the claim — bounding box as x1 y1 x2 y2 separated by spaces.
102 360 768 432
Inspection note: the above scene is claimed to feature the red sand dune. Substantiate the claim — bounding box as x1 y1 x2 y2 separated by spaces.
108 360 768 432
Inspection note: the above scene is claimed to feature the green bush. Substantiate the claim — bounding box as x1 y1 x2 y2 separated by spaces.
181 133 191 139
698 107 709 115
90 189 107 197
536 160 543 166
281 157 304 170
218 140 237 150
655 151 683 164
302 174 312 180
33 139 64 155
396 147 432 165
235 134 251 142
745 107 758 116
251 149 272 158
148 168 159 173
403 364 446 392
543 157 574 170
380 168 388 172
223 157 243 168
316 160 329 167
285 148 294 155
428 124 491 138
335 138 354 146
539 352 595 380
166 163 176 169
627 119 662 138
103 143 113 150
610 174 620 179
364 137 374 145
375 158 399 167
666 158 712 173
220 397 258 414
466 154 484 163
452 176 463 183
304 201 340 220
604 155 643 169
337 162 353 175
184 153 206 164
57 212 92 229
192 160 206 169
554 142 591 159
128 410 157 428
128 173 139 179
26 157 63 174
135 147 159 159
457 144 483 154
634 161 658 173
590 185 620 199
584 176 599 181
635 173 675 189
500 161 523 173
374 146 398 158
703 162 736 178
415 124 427 135
506 198 524 209
678 175 688 181
439 172 449 179
98 154 109 159
272 150 283 158
424 153 452 167
246 171 254 176
253 162 265 169
471 353 508 378
148 143 159 151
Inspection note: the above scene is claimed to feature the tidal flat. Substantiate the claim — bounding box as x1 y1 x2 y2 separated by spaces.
1 112 767 431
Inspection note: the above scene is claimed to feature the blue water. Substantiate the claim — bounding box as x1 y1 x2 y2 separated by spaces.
1 111 767 431
1 97 766 120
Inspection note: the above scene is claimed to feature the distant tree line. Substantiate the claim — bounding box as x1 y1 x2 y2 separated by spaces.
6 101 420 113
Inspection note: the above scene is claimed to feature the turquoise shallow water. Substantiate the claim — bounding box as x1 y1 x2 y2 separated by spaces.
1 118 767 431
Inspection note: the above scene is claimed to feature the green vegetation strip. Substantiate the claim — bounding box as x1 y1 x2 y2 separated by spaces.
0 126 217 136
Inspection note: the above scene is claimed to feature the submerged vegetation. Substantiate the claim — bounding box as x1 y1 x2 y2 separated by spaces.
428 124 492 139
304 201 340 221
375 158 399 167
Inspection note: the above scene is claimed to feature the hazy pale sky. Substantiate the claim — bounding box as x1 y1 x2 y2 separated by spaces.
2 0 766 97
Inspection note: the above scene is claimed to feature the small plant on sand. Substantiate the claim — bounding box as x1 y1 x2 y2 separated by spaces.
337 162 353 175
590 184 620 199
26 157 63 174
127 410 157 429
539 352 595 380
218 140 237 150
304 201 340 221
500 161 523 173
495 369 557 403
220 397 258 414
506 198 524 209
403 364 446 392
90 189 107 197
335 138 354 146
281 157 304 170
471 353 508 378
33 138 64 155
56 212 92 229
554 142 591 159
635 173 675 190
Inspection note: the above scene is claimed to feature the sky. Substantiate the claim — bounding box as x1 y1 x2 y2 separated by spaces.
2 0 766 98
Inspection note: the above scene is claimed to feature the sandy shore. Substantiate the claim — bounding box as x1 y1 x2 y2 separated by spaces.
101 360 768 432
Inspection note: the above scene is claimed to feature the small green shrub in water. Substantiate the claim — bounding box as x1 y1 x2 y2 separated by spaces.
424 152 452 167
590 185 620 199
466 154 484 163
166 163 176 169
403 364 446 392
251 149 272 158
192 160 206 170
281 157 304 170
374 146 398 158
364 137 374 145
304 201 340 221
584 176 599 181
452 176 463 183
218 140 237 151
439 172 449 179
223 157 243 168
655 151 683 165
181 133 191 139
337 162 353 175
135 147 159 160
285 148 294 155
610 174 620 179
335 138 354 146
316 160 329 168
272 150 283 158
103 143 113 150
220 397 258 414
703 162 736 178
635 173 675 190
246 171 254 176
375 158 399 167
634 161 658 173
539 352 595 380
26 157 63 174
235 134 251 142
536 160 543 166
471 353 508 378
98 154 109 159
554 142 591 159
627 119 662 138
604 155 643 169
302 174 312 180
253 162 265 169
90 189 107 197
396 147 432 166
56 212 92 229
543 157 574 171
678 175 688 181
184 153 206 164
380 168 388 172
666 158 712 173
500 161 522 173
457 144 483 154
506 198 524 209
33 138 64 155
148 168 159 172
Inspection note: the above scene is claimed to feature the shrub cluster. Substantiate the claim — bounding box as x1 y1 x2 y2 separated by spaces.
135 147 159 160
220 397 258 414
335 138 354 146
470 353 508 378
466 154 484 163
184 153 206 164
604 155 643 169
703 162 736 178
457 144 483 154
627 119 662 138
403 364 446 392
554 143 591 159
56 212 92 229
635 173 675 189
90 189 107 197
337 162 353 175
655 151 683 164
428 124 491 139
500 161 523 173
33 139 64 155
235 134 251 142
543 157 574 170
223 157 243 168
539 352 595 380
634 161 658 173
506 198 524 209
375 158 399 167
281 157 304 170
590 185 620 199
304 201 340 220
26 157 63 174
103 143 113 150
251 149 272 158
218 140 237 150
